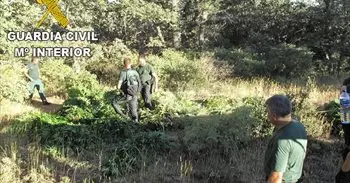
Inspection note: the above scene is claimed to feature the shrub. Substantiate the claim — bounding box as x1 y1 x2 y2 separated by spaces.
102 131 174 177
149 49 228 91
0 63 27 103
61 87 117 123
242 96 273 138
182 105 265 156
59 70 120 122
214 44 313 78
86 40 132 85
261 44 313 78
320 99 340 136
40 59 75 96
214 47 264 77
203 96 237 114
286 89 330 137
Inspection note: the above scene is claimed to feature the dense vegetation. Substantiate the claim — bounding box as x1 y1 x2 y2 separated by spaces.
0 0 348 182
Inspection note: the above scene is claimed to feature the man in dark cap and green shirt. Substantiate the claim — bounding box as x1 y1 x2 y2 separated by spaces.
264 95 307 183
25 57 50 105
136 53 159 110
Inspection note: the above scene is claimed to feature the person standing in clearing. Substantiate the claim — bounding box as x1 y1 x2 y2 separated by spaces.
112 57 141 122
25 57 50 105
135 53 159 110
264 95 307 183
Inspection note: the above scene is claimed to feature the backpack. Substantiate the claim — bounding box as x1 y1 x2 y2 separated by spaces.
122 70 139 96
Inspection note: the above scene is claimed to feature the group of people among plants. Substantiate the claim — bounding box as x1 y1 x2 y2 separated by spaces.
25 51 159 123
25 53 350 183
111 51 159 122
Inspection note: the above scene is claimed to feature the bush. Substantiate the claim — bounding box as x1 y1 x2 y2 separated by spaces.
40 59 75 96
286 88 330 137
214 44 313 78
261 44 313 78
150 49 228 91
102 131 174 177
10 111 175 178
183 105 266 156
242 96 273 138
214 48 264 77
320 99 341 136
139 91 202 128
0 63 27 103
86 40 132 85
203 96 237 114
61 74 118 122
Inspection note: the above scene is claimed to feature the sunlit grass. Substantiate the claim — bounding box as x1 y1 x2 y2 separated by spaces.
0 75 343 182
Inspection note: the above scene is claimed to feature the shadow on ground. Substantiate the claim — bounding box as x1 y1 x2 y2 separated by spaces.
0 103 346 183
30 97 63 113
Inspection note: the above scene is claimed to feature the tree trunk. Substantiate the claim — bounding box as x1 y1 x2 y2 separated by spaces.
198 10 208 50
172 0 181 48
156 26 165 44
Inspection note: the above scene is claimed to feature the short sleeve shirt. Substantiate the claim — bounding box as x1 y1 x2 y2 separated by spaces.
119 69 140 85
136 64 154 85
27 63 40 80
264 121 308 182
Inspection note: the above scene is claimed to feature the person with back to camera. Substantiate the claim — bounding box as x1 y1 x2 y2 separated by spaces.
112 57 141 122
135 52 159 110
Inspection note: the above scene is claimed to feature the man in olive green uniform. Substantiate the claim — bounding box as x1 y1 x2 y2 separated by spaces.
264 95 307 183
25 57 50 105
112 57 141 122
135 53 159 110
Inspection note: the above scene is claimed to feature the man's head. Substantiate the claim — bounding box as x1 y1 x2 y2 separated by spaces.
124 57 132 68
32 57 39 64
265 95 292 125
138 53 147 66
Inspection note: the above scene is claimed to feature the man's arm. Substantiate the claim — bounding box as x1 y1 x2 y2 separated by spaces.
24 70 33 81
268 172 283 183
267 140 290 183
150 66 159 92
136 72 142 92
117 71 125 90
152 73 159 91
117 80 122 90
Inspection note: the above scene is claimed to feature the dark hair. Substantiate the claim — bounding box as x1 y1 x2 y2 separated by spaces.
139 53 146 59
139 47 148 55
265 95 292 118
343 77 350 86
342 78 350 92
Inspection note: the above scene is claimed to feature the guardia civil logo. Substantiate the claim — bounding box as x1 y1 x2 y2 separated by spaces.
36 0 69 28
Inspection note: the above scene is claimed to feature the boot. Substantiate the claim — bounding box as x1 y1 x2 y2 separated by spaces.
131 116 139 123
39 93 50 105
145 103 155 110
28 94 33 100
26 94 33 103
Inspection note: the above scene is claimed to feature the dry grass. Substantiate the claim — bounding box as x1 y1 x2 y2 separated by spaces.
0 76 344 182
